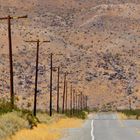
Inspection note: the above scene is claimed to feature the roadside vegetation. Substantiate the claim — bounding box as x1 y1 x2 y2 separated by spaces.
0 100 13 115
0 100 88 140
6 117 83 140
118 109 140 120
65 109 88 120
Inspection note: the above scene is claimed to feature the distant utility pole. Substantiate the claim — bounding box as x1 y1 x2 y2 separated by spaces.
129 96 132 111
57 67 60 113
50 53 62 116
80 92 83 111
51 66 60 114
70 84 73 115
65 81 68 112
82 94 84 110
84 95 86 109
0 15 28 109
76 93 78 112
78 94 80 113
83 95 85 109
62 72 67 113
73 89 75 114
75 93 77 112
50 53 53 116
25 40 50 116
86 96 88 109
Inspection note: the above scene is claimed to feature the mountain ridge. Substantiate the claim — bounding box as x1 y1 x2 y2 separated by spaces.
0 0 140 110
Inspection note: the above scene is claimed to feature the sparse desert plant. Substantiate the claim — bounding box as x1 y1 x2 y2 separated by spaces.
65 110 88 120
0 99 12 115
27 102 32 108
36 112 64 124
118 109 140 120
27 113 40 129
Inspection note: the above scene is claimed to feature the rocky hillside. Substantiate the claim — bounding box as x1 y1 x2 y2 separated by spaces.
0 0 140 110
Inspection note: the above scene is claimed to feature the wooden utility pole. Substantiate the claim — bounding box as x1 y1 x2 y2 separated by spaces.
34 40 39 117
76 93 78 112
62 72 67 113
50 53 53 116
86 96 88 110
80 92 83 111
129 96 132 111
73 89 75 114
57 67 60 113
65 81 68 112
78 94 80 113
0 15 27 109
83 95 85 109
84 95 87 109
70 84 73 115
50 53 62 115
75 93 77 113
25 40 49 116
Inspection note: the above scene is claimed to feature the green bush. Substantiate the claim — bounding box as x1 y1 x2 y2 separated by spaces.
76 111 87 119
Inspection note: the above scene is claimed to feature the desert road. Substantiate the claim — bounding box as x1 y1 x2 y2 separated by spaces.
61 113 140 140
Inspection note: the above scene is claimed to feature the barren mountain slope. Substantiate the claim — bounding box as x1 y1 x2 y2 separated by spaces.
0 0 140 110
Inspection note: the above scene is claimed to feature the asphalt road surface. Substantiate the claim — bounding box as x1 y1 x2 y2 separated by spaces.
61 113 140 140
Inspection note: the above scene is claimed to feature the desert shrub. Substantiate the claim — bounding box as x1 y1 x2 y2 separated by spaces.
0 99 21 115
0 111 28 139
76 111 87 119
27 113 40 129
0 99 12 115
66 110 88 120
36 112 52 124
36 112 63 124
118 109 140 119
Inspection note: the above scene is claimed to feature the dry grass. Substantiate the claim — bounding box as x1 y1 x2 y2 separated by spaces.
51 118 83 129
117 113 128 120
117 112 138 120
6 118 83 140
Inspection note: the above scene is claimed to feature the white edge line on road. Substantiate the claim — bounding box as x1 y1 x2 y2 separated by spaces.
91 119 95 140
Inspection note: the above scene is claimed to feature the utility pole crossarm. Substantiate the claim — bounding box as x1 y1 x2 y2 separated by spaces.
25 40 50 45
0 17 8 20
11 15 28 19
25 40 50 42
42 41 50 43
25 40 39 43
0 15 28 20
